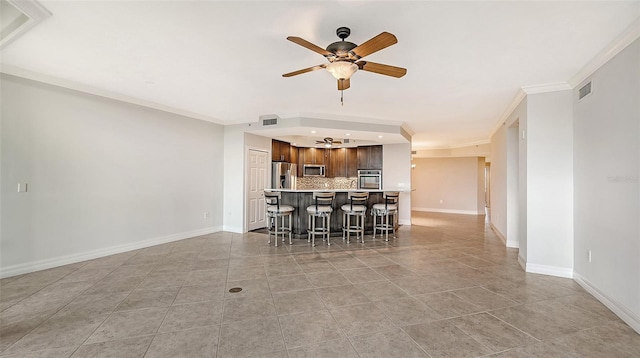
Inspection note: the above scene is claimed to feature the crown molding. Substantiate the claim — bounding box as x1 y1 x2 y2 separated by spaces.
488 18 640 142
1 0 51 49
9 0 51 19
1 65 226 125
521 82 571 94
569 17 640 88
412 139 491 151
488 88 526 140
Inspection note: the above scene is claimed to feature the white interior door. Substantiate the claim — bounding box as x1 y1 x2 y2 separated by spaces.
247 149 269 231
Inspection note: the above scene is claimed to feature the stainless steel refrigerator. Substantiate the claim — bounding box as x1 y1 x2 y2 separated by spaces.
272 162 297 189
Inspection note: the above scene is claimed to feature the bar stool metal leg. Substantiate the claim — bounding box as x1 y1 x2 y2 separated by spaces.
326 214 331 246
311 216 316 247
288 212 292 245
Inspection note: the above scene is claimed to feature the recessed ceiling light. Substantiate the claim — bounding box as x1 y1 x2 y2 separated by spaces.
310 130 316 134
345 133 351 136
378 135 383 139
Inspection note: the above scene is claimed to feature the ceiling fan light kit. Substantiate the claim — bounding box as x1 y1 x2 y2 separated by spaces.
326 61 358 80
283 26 406 105
316 137 342 148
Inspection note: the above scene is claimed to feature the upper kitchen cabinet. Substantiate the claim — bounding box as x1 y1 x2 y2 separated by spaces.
290 146 298 166
329 147 357 177
357 145 383 170
346 148 358 177
271 139 291 162
300 147 327 165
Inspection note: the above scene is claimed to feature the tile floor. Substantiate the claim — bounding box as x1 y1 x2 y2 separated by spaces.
1 212 639 357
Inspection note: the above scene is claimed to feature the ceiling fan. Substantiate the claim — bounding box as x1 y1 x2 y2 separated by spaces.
316 137 342 148
283 27 407 104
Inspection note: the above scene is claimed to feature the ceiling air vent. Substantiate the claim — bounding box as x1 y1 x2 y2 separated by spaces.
343 139 350 144
411 150 417 155
262 117 278 126
578 81 592 101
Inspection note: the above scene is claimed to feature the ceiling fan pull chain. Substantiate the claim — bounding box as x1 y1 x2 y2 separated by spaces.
341 90 344 106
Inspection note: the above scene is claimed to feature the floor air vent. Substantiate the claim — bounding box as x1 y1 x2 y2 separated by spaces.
578 81 592 101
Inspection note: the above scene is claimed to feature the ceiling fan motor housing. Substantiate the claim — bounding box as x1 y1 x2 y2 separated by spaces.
326 41 357 55
327 27 357 56
336 27 351 39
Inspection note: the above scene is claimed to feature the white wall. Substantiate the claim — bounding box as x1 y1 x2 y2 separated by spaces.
490 98 526 249
221 127 271 233
491 90 574 277
476 158 485 214
1 74 224 277
382 143 412 225
526 90 574 277
222 124 245 233
573 39 639 332
411 157 485 215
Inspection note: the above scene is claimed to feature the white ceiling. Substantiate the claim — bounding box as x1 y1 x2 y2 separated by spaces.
2 1 639 149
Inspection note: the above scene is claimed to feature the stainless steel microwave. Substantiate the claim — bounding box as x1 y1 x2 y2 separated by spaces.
303 164 325 177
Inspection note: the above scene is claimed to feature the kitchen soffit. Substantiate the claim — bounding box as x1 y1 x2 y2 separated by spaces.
245 115 411 147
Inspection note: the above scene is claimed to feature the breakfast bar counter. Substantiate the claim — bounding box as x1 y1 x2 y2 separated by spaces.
269 189 408 239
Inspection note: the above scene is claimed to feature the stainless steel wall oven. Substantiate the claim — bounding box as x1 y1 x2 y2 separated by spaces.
357 170 382 190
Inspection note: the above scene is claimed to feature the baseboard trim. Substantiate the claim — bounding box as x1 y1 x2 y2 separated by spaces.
223 225 243 233
506 240 519 248
0 226 222 278
489 222 519 248
526 262 573 278
517 254 526 271
490 223 505 244
573 272 640 334
412 207 482 215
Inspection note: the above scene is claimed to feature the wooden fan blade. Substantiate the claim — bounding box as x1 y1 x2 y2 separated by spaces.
337 78 351 90
282 64 326 77
333 141 342 144
356 61 406 78
287 36 333 57
349 32 397 59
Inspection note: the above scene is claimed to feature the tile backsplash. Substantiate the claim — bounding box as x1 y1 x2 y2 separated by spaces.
296 177 358 190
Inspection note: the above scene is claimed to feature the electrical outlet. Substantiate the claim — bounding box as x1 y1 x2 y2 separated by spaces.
588 250 592 263
17 183 28 193
203 212 210 219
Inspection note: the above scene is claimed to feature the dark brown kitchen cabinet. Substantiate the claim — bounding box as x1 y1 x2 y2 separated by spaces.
357 145 383 170
346 148 358 177
300 147 327 165
329 148 357 177
290 146 298 166
271 140 291 162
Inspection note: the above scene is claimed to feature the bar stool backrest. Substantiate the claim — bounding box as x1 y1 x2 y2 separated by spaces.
264 190 282 209
383 191 400 210
347 192 369 210
312 192 335 211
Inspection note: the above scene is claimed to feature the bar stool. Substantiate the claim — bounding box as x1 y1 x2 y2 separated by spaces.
306 192 335 247
371 191 399 241
341 192 369 244
264 190 295 247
